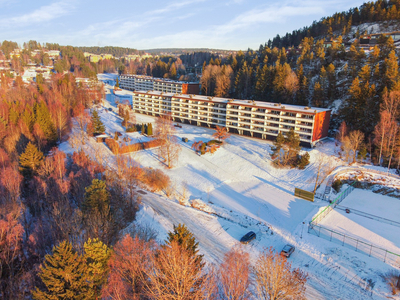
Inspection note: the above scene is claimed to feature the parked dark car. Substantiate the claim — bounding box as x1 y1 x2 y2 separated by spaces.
108 107 112 111
280 244 295 258
182 137 188 142
240 231 256 244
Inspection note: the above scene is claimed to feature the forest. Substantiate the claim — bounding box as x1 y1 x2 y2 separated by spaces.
0 71 309 299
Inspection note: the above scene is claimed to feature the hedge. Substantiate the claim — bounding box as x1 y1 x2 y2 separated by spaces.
105 138 164 154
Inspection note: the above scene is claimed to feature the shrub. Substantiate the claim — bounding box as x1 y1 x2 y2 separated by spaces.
200 142 206 155
143 169 170 192
126 126 136 132
207 140 222 146
383 271 400 295
120 143 143 154
143 139 163 149
297 153 310 169
105 138 119 154
332 179 342 193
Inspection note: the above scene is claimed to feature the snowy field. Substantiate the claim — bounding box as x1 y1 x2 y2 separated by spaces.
59 86 400 299
320 189 400 255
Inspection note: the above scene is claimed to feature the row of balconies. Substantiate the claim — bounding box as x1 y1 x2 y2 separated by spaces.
132 102 314 130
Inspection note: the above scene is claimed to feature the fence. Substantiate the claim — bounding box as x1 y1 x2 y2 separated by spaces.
311 182 356 224
336 205 400 228
308 223 400 267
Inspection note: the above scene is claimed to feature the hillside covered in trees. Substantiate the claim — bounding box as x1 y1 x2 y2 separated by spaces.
77 46 139 57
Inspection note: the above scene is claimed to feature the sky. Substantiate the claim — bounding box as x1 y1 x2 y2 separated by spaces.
0 0 368 50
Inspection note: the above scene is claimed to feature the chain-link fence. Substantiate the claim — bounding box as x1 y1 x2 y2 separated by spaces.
308 222 400 267
311 182 356 224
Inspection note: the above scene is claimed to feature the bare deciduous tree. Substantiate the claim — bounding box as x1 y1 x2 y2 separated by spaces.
313 153 334 193
102 234 156 300
253 247 308 300
212 126 230 142
284 70 299 103
217 246 252 300
143 241 215 300
155 114 181 168
215 65 234 97
348 130 365 163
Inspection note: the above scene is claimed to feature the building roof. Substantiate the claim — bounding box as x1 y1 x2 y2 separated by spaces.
120 74 198 84
129 90 330 114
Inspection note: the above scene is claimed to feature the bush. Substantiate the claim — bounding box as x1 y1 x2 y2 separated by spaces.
384 271 400 295
200 142 206 155
332 179 342 193
126 126 136 132
297 153 310 169
105 138 119 154
143 139 163 149
120 143 143 153
206 140 222 146
144 169 170 192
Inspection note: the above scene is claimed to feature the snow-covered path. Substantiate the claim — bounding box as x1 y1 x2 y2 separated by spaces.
141 192 235 262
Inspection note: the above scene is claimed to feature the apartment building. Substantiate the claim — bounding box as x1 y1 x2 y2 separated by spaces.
119 74 200 95
130 90 331 146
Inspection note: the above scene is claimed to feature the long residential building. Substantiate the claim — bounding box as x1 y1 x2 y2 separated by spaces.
119 74 200 95
130 90 331 146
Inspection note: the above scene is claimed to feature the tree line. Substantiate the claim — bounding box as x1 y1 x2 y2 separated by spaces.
268 0 400 48
32 223 308 299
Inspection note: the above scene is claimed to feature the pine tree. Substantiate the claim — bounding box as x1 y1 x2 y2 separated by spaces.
91 110 105 135
84 238 112 299
35 102 57 144
383 50 399 90
166 223 204 268
19 142 43 172
271 132 285 159
83 179 110 214
32 240 91 300
285 128 301 166
298 152 310 169
147 123 153 136
115 78 119 88
141 123 145 134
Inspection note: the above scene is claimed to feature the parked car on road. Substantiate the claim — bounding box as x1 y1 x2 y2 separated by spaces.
240 231 256 244
280 244 295 258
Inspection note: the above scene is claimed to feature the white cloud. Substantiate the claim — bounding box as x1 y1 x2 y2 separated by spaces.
145 0 207 16
0 1 71 28
216 4 325 35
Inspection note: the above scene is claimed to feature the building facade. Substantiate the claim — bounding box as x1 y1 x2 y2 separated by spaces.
130 90 331 146
119 74 200 95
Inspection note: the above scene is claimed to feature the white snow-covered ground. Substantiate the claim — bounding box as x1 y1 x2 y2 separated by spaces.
59 96 400 299
320 189 400 254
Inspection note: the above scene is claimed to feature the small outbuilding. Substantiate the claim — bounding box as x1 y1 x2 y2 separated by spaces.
95 134 109 143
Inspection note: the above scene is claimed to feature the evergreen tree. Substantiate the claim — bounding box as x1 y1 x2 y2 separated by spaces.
298 152 310 169
84 238 112 299
35 102 57 144
271 132 285 159
147 123 153 136
19 142 44 173
166 223 204 268
141 123 145 134
285 128 301 166
83 179 110 215
115 78 119 88
383 50 399 90
32 240 91 300
91 110 105 135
